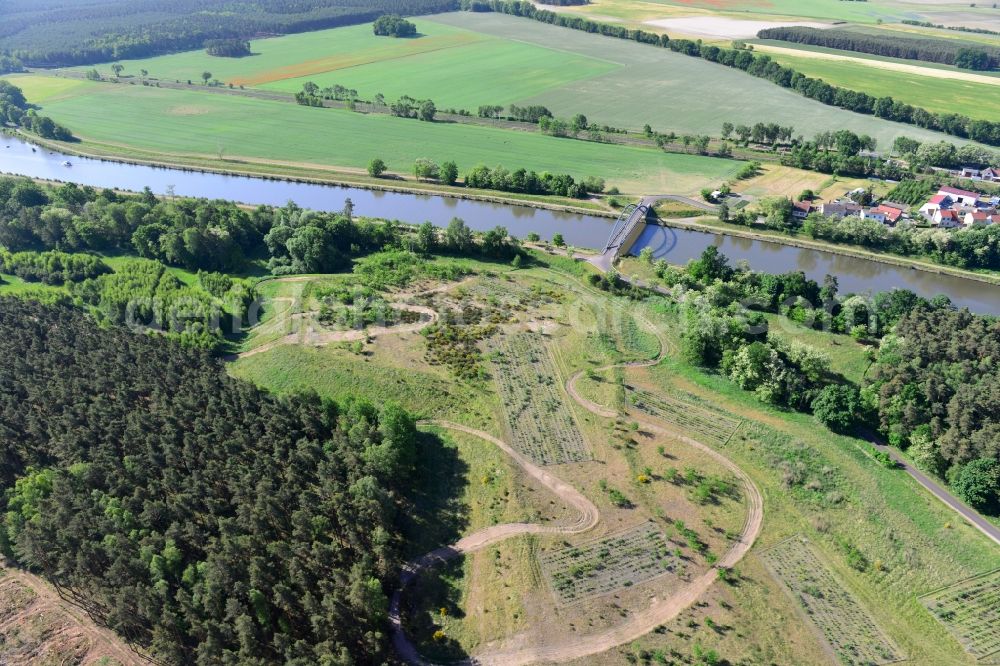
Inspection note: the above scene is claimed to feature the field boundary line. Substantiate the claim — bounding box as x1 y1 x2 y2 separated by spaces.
917 566 1000 599
721 419 744 447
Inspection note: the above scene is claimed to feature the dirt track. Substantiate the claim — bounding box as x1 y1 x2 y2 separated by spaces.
390 295 764 665
0 566 148 665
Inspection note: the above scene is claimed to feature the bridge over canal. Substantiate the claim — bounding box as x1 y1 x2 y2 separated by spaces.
593 195 718 271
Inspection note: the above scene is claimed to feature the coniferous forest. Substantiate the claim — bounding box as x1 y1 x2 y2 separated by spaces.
0 297 420 664
0 0 458 67
757 26 1000 71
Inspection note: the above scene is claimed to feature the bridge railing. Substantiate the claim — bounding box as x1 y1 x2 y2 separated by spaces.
602 203 637 253
603 203 648 254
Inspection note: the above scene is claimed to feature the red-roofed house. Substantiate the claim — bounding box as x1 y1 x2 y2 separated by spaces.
920 194 952 218
938 186 980 206
874 204 904 225
792 200 815 220
982 168 1000 183
935 209 961 228
965 210 991 226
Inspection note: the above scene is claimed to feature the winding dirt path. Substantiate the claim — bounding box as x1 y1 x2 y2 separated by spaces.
389 419 600 665
390 295 764 665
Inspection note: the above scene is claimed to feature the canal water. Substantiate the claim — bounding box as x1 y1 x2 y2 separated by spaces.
2 135 999 314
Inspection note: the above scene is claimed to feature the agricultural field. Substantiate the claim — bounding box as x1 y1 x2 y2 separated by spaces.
626 385 743 446
622 0 1000 27
488 331 591 465
9 10 989 191
428 12 975 147
760 537 904 666
736 165 881 201
68 21 618 111
755 46 1000 122
6 74 740 195
921 569 1000 663
538 522 680 604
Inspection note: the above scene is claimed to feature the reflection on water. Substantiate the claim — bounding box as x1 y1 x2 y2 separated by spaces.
0 135 612 247
631 223 1000 315
2 135 999 315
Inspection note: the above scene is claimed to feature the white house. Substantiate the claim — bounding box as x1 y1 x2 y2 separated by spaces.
860 208 888 224
965 210 991 226
919 194 952 218
964 209 998 226
935 209 962 228
938 186 980 207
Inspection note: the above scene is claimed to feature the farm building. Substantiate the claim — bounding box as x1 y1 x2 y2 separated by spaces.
938 186 980 207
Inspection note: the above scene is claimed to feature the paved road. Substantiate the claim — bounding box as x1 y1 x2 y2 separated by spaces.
647 194 718 213
861 429 1000 548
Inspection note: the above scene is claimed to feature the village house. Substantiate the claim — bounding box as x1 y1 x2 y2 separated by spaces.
919 194 952 218
820 201 862 218
792 200 814 220
964 209 998 227
872 204 904 226
860 207 888 224
935 209 962 228
955 166 1000 183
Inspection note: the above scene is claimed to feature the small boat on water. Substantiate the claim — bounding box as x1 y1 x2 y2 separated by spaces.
62 160 72 167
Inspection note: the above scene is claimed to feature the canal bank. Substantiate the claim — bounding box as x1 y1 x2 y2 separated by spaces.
3 134 1000 314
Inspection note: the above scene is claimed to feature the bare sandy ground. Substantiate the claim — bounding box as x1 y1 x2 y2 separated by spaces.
644 16 830 39
753 43 1000 87
0 567 148 665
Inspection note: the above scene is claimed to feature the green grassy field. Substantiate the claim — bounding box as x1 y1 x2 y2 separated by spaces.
262 39 617 110
10 75 741 193
426 13 982 147
41 11 991 151
69 20 618 111
757 49 1000 123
